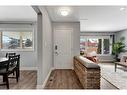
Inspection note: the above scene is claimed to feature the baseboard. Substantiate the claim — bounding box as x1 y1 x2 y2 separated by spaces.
99 60 114 63
38 67 54 89
36 85 43 89
20 67 38 70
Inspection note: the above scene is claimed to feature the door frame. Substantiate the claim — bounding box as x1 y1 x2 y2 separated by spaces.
53 28 73 69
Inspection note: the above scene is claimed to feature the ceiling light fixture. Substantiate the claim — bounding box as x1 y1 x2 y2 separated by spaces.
60 10 69 16
58 7 71 16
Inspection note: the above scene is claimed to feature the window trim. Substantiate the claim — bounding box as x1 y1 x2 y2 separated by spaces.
0 28 34 51
80 36 112 55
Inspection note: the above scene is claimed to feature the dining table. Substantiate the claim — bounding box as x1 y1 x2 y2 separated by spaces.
0 55 20 89
0 57 8 62
0 57 9 83
0 57 20 77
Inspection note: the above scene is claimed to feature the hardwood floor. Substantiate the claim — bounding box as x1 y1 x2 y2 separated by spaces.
0 69 117 89
45 69 118 89
101 77 118 89
0 70 37 89
45 69 83 89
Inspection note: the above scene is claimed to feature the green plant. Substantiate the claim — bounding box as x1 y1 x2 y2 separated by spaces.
112 37 126 61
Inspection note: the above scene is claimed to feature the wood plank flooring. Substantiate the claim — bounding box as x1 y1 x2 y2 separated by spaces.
0 69 117 89
45 69 83 89
0 70 37 89
45 69 118 89
101 77 118 89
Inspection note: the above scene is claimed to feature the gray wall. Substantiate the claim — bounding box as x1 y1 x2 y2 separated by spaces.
36 12 43 86
115 29 127 58
53 22 80 66
38 6 53 85
0 23 37 69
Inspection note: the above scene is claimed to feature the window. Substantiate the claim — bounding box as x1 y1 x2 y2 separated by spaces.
103 39 110 54
80 36 86 51
87 38 101 54
21 32 33 49
0 31 33 51
80 36 111 55
2 32 20 49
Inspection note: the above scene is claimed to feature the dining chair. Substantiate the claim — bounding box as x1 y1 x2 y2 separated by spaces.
0 59 16 89
0 57 18 89
8 55 20 79
5 53 16 76
5 53 16 58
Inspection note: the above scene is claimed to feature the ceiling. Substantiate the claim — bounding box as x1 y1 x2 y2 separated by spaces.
0 6 37 22
46 6 127 32
0 6 127 32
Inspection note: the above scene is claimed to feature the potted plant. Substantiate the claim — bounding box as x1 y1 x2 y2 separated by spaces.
112 37 126 61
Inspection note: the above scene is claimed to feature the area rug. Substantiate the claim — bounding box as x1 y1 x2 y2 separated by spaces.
99 63 127 89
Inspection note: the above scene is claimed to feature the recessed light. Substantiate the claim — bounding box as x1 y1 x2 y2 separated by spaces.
120 7 126 11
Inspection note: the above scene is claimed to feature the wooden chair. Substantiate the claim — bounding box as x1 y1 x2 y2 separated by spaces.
5 53 16 76
0 55 20 89
8 55 20 79
6 53 19 77
5 53 16 58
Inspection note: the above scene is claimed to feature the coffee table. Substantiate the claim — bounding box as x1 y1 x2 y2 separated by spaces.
115 62 127 72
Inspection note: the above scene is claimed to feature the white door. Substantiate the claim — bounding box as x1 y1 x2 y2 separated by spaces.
54 28 73 69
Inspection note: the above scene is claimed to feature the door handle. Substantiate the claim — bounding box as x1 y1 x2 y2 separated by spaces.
55 45 58 50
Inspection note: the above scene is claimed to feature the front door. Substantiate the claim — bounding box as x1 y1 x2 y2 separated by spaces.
54 28 72 69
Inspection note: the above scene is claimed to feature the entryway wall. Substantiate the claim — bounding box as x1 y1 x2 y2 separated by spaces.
34 6 53 88
38 6 53 86
52 22 80 69
35 7 80 88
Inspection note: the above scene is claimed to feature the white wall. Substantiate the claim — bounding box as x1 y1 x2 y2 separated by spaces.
0 23 37 70
37 6 53 85
116 30 127 58
53 22 80 67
